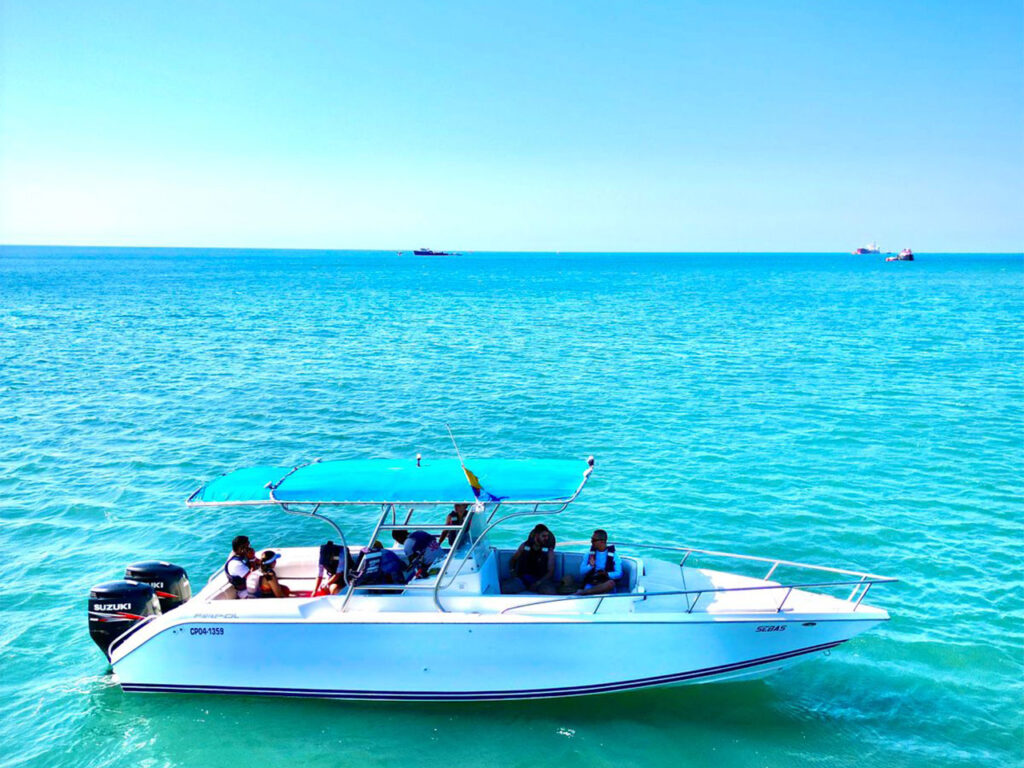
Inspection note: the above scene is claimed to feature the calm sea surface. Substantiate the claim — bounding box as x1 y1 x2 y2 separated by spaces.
0 247 1021 768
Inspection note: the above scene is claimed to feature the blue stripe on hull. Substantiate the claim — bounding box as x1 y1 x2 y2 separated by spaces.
120 640 844 701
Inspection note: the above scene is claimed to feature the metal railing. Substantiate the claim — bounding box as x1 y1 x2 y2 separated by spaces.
430 482 597 606
189 458 598 613
338 464 597 614
497 574 896 615
338 508 480 612
494 540 896 616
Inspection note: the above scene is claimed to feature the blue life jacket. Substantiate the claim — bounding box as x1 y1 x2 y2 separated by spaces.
223 555 248 591
354 548 383 585
355 548 406 586
379 550 405 582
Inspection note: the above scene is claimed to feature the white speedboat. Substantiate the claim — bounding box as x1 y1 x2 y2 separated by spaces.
89 457 895 701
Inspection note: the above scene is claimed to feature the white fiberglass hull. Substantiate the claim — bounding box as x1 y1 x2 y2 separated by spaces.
112 610 884 701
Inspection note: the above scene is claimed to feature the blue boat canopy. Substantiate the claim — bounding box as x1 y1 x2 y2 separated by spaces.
188 458 593 506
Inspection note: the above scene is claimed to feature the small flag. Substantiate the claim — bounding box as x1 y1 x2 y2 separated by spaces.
462 463 502 502
462 465 483 498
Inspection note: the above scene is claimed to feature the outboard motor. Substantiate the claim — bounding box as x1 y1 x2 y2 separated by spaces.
88 580 161 658
124 561 191 613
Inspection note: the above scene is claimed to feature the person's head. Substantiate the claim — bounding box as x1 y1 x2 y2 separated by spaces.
391 529 409 545
591 529 609 551
320 541 341 573
260 550 280 572
454 503 469 518
232 535 250 556
530 524 553 548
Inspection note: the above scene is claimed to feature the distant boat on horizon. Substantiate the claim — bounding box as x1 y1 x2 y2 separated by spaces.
853 242 881 255
886 248 915 262
413 247 454 256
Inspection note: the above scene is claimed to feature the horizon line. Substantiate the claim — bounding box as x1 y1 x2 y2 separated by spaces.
2 243 1021 255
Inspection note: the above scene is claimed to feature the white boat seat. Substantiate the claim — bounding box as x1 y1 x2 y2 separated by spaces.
213 584 238 601
496 549 638 593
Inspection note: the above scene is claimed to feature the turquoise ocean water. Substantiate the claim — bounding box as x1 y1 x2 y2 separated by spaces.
0 247 1021 767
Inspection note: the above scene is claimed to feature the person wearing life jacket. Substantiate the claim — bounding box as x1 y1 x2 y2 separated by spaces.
312 540 359 596
391 529 443 578
439 503 470 546
224 535 257 598
245 550 291 598
502 524 557 594
576 529 622 595
353 541 407 587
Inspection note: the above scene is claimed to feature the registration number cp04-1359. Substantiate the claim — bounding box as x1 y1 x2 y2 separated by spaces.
189 626 225 636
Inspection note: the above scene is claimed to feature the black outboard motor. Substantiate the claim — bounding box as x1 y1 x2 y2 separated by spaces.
124 561 191 613
88 580 161 658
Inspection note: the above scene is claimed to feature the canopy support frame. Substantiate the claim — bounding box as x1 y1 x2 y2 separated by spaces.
188 457 596 607
276 501 350 585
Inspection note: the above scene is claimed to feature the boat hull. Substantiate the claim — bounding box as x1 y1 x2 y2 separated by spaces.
112 613 883 700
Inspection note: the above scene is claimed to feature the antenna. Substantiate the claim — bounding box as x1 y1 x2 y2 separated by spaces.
445 423 466 467
446 423 484 507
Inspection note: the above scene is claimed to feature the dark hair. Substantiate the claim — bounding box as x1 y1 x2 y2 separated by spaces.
259 550 278 572
528 524 554 548
232 535 250 554
592 529 608 541
319 541 342 574
448 504 469 523
391 529 409 544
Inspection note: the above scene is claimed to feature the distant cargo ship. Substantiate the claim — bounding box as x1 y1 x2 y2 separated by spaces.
413 247 452 256
853 242 881 255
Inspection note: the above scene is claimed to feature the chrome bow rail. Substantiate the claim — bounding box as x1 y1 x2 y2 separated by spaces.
500 541 897 615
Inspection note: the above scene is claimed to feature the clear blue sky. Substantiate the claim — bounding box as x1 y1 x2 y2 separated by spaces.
1 1 1021 251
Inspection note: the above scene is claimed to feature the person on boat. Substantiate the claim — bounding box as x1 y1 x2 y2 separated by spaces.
503 524 558 594
224 535 257 598
245 550 291 598
576 529 622 595
391 529 443 578
312 540 358 596
439 503 470 546
353 541 407 586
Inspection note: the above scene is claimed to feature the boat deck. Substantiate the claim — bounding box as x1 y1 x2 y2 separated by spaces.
192 544 889 621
